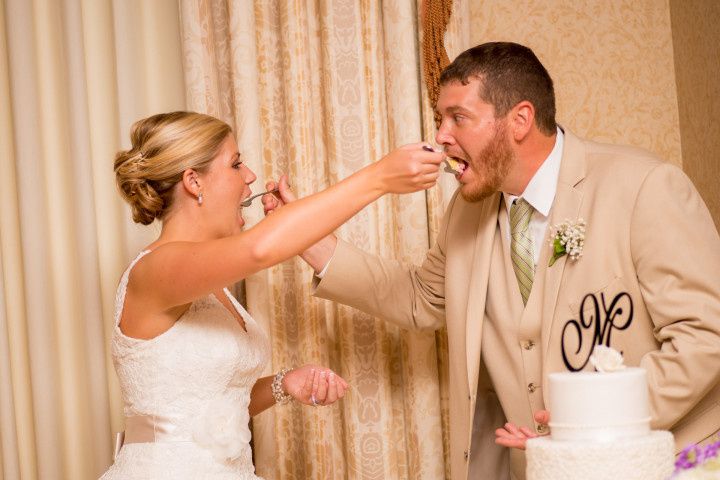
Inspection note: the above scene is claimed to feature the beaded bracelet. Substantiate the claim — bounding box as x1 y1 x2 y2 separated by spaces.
271 367 293 404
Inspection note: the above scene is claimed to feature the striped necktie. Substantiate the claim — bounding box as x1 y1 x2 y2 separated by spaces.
510 198 535 305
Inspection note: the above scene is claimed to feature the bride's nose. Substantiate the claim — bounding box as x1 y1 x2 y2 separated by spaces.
242 164 257 185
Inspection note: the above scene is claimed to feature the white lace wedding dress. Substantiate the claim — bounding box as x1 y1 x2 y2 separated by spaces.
100 251 269 479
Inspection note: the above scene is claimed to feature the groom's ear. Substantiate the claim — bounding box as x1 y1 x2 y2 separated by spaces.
509 100 534 142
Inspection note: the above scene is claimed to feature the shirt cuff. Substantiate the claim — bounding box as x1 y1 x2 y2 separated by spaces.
314 253 335 279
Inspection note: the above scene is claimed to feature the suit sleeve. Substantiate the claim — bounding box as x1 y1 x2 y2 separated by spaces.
631 162 720 429
311 191 462 331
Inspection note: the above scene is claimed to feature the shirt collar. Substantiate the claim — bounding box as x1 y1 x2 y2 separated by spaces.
503 127 564 218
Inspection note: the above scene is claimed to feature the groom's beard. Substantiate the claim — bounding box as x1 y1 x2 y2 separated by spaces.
461 122 515 203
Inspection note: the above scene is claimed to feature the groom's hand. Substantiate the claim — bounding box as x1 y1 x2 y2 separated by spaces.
494 410 550 450
533 410 550 427
262 175 295 216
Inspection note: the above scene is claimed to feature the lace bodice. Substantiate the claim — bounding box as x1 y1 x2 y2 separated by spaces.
101 250 270 479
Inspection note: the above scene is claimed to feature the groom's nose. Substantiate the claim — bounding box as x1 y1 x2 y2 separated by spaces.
435 121 455 147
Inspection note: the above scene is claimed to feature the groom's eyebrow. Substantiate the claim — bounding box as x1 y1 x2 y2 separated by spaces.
446 105 471 114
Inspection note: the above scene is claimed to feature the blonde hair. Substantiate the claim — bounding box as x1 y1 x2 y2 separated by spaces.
114 111 232 224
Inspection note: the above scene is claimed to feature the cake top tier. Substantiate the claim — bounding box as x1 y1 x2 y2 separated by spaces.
548 367 651 442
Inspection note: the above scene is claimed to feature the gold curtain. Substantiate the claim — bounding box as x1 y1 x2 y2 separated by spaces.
178 1 467 478
0 0 185 478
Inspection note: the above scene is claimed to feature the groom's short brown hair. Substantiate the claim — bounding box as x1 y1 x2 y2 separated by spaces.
440 42 557 135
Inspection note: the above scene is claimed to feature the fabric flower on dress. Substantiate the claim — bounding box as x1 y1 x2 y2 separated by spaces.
192 397 251 462
589 345 626 372
548 218 586 266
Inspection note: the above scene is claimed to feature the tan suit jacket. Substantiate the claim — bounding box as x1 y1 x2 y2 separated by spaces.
314 130 720 479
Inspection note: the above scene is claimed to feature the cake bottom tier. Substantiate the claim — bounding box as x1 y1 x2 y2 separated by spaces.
526 430 675 480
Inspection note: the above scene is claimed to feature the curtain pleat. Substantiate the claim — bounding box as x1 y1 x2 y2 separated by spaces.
0 1 36 477
0 1 186 477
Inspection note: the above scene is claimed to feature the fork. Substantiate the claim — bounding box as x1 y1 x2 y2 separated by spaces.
423 145 456 174
241 187 280 207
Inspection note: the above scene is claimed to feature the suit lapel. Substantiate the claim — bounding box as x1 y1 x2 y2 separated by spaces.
541 129 586 363
466 192 502 394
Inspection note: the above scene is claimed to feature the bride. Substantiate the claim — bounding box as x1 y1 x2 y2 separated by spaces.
100 111 443 479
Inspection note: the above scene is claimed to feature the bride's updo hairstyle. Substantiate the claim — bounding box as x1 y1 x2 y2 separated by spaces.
114 111 231 225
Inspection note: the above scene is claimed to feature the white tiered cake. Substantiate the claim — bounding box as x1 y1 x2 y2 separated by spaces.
526 348 675 480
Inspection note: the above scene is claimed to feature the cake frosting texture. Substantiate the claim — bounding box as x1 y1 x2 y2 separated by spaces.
527 432 675 480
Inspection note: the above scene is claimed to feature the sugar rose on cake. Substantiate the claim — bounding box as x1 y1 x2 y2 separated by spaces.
589 344 626 372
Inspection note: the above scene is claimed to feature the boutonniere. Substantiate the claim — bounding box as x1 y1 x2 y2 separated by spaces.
548 218 586 266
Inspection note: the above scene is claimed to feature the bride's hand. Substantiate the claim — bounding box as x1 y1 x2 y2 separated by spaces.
371 143 444 194
494 410 550 450
282 364 349 407
262 175 295 215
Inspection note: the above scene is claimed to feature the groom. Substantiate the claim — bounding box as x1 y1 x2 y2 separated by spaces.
267 42 720 480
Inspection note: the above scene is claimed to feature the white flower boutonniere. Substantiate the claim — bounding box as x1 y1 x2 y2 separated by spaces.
548 218 586 267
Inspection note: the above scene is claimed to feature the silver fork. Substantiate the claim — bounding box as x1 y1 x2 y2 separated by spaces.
423 145 455 174
241 187 280 207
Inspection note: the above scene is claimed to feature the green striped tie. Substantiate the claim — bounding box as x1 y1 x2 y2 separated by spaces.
510 198 535 305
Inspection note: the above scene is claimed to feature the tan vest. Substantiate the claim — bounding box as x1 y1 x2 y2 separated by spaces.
472 203 551 480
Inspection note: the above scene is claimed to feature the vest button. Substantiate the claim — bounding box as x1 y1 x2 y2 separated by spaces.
523 340 536 350
528 382 538 393
536 423 548 434
464 450 469 461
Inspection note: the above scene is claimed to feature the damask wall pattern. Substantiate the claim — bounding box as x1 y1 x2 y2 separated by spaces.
469 0 683 166
669 0 720 227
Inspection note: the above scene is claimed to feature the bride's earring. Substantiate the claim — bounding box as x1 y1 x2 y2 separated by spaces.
194 179 203 205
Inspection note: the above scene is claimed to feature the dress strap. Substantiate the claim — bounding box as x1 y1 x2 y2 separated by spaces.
222 287 253 321
113 250 152 327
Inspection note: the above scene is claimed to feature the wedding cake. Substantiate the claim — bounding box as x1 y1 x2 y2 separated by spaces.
526 346 675 480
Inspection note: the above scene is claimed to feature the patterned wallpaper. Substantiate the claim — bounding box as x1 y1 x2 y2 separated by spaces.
468 0 682 166
669 0 720 227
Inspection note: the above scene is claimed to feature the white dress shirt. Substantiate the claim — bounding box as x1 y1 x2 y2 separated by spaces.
502 127 564 266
